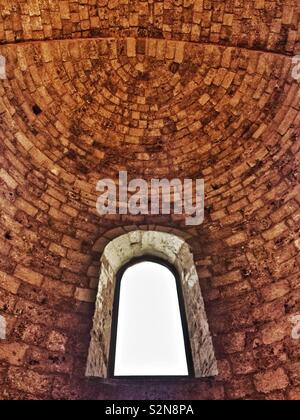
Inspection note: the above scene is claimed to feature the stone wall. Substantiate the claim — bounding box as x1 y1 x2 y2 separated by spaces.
0 1 299 401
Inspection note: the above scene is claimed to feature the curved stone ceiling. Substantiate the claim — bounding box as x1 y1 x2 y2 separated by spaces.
0 36 299 210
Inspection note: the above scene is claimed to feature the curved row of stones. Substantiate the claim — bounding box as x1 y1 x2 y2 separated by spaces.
0 0 299 55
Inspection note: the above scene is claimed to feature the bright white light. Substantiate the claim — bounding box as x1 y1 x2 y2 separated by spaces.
114 261 189 376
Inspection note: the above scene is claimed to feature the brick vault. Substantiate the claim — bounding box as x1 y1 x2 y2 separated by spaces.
0 0 299 400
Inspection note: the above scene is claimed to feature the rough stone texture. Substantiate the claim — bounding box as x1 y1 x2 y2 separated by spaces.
0 1 299 55
86 231 218 378
0 0 299 401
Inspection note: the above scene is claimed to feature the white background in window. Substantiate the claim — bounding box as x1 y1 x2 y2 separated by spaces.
114 261 189 376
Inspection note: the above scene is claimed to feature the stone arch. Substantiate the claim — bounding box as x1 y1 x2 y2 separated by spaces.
91 225 195 254
86 230 218 379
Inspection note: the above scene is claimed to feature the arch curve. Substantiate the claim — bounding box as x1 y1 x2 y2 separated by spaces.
86 230 218 378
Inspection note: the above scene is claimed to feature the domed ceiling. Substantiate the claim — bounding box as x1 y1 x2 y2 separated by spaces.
0 1 298 212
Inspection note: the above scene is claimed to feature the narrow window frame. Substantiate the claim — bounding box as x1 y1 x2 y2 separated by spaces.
108 255 195 380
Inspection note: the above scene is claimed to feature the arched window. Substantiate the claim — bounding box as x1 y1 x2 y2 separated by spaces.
110 259 193 377
86 231 218 379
